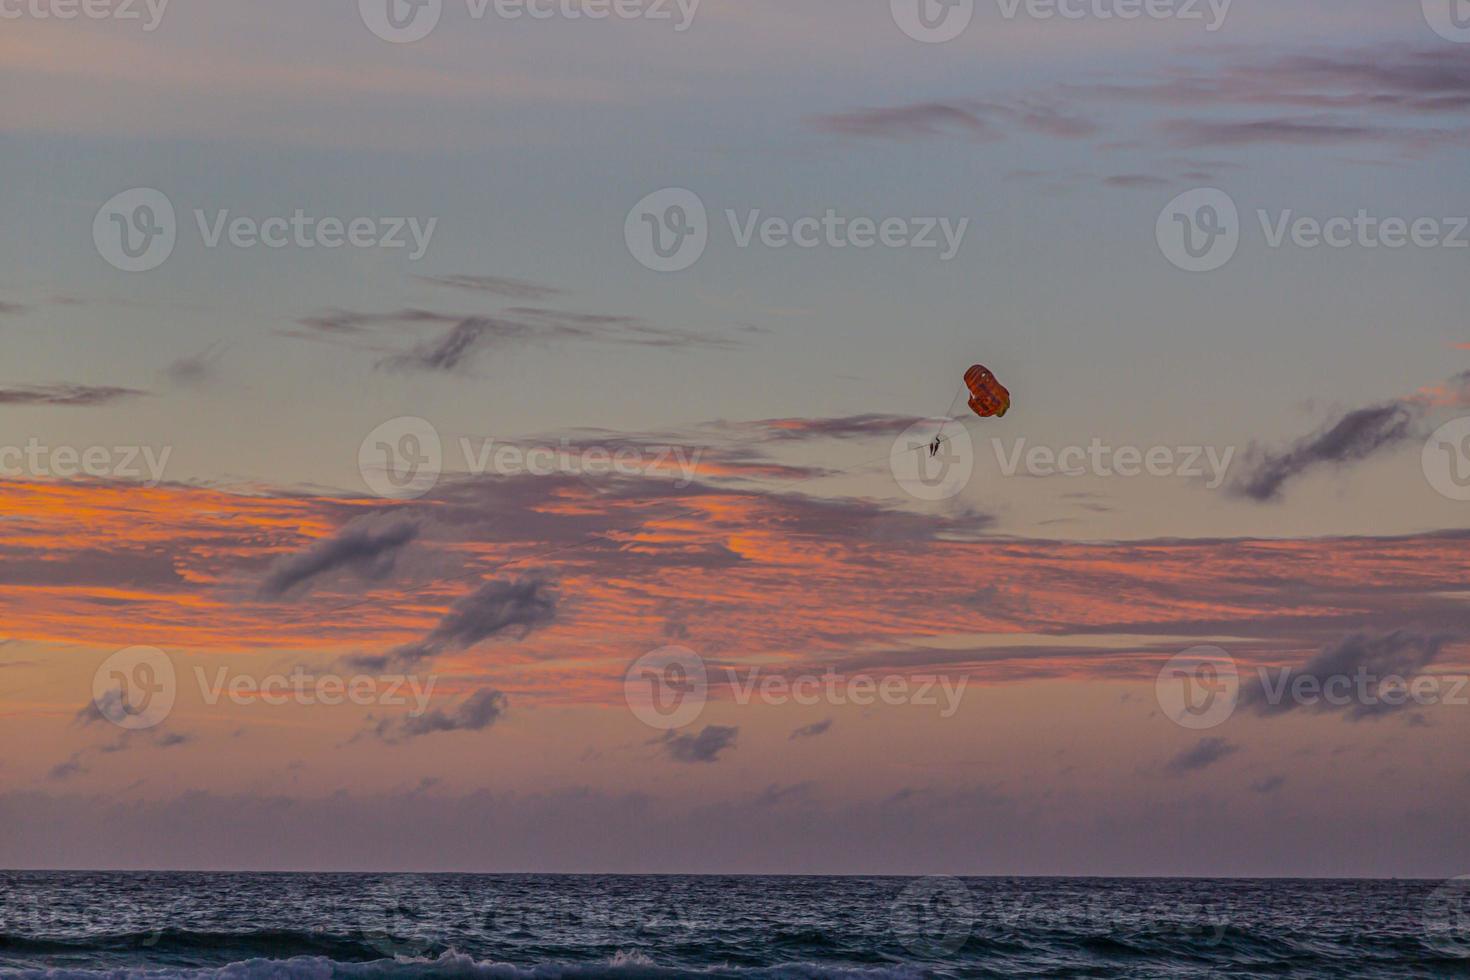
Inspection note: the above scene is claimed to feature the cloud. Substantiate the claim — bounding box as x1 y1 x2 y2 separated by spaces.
752 782 815 806
1094 46 1470 153
790 719 833 740
1165 737 1238 775
163 344 225 387
414 275 566 301
369 688 507 743
1 780 1463 877
0 384 148 407
1251 775 1286 794
258 518 420 599
74 689 125 728
1229 401 1421 501
1240 630 1455 721
0 302 29 317
736 414 919 442
296 308 459 336
298 306 744 374
1161 117 1396 148
357 576 558 669
7 465 1470 689
1101 46 1470 115
813 103 995 140
1103 174 1173 189
48 753 86 781
378 317 538 373
811 99 1096 141
661 725 738 763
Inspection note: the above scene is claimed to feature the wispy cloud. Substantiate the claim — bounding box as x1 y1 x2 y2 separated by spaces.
1241 630 1455 721
1229 402 1420 502
660 725 739 763
258 518 420 599
1251 775 1286 794
730 414 919 442
1095 46 1470 153
369 688 508 743
1165 737 1237 775
163 344 226 387
47 752 86 781
0 384 147 407
414 275 566 301
295 306 742 374
354 576 558 669
811 99 1096 141
1229 371 1470 502
790 719 833 740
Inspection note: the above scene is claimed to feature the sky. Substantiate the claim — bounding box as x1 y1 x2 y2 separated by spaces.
1 0 1469 875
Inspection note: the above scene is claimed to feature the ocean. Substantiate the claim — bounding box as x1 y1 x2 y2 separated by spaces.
0 873 1465 978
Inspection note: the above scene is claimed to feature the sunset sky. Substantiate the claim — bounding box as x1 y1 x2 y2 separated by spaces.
1 0 1469 876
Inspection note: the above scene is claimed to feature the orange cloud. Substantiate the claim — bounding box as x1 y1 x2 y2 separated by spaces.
2 475 1467 700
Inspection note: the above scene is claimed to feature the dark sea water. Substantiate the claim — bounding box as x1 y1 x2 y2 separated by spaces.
1 873 1467 978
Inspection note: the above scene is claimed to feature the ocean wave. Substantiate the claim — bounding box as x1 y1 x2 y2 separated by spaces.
0 950 933 980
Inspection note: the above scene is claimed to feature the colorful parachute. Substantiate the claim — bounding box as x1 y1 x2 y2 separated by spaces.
965 364 1011 419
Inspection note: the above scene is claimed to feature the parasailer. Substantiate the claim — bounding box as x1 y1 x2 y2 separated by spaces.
929 364 1011 456
965 364 1010 419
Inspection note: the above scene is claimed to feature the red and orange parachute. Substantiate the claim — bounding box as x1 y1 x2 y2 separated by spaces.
965 364 1011 419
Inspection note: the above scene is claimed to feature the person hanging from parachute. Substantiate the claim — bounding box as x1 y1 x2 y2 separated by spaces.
931 364 1010 456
